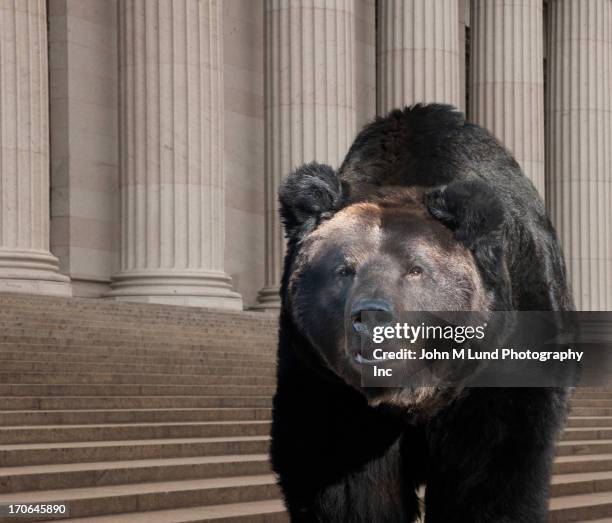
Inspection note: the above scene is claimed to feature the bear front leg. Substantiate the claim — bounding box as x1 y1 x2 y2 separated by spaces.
423 388 567 523
271 367 422 522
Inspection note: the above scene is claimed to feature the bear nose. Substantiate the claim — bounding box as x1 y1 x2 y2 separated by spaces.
351 298 394 335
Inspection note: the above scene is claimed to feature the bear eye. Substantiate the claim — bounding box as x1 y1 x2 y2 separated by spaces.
336 264 356 277
407 266 423 277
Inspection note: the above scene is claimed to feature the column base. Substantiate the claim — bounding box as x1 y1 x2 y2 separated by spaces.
0 250 72 296
251 285 281 311
106 270 243 310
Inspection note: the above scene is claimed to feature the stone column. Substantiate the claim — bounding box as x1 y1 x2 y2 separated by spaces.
0 0 71 296
255 0 357 310
546 0 612 311
470 0 545 196
377 0 461 114
108 0 242 309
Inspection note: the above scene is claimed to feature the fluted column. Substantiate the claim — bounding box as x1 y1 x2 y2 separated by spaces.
255 0 357 310
0 0 71 296
377 0 461 114
470 0 545 196
108 0 242 309
546 0 612 311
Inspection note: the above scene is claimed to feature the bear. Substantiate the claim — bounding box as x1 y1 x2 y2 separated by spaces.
270 104 573 522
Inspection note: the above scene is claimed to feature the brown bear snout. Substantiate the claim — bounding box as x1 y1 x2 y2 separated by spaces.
350 298 394 336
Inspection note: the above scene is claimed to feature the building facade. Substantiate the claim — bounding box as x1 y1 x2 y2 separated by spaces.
0 0 610 311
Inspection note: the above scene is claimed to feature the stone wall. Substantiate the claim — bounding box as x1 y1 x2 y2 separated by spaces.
48 0 120 298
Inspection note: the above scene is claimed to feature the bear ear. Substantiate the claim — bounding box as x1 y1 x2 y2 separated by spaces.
278 162 345 241
426 179 513 308
425 179 505 246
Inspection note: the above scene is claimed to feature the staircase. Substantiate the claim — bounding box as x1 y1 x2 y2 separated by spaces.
550 389 612 522
0 294 610 522
0 293 287 522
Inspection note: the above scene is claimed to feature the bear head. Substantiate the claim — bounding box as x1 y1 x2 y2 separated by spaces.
279 163 513 414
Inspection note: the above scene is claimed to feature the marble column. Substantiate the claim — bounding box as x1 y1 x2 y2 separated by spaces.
546 0 612 311
255 0 357 310
377 0 461 114
108 0 242 309
470 0 545 196
0 0 71 296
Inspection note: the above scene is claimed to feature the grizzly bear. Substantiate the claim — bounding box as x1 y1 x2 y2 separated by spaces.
270 104 573 522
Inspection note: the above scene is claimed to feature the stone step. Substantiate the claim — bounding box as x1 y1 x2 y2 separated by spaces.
0 352 275 372
21 500 288 523
0 311 274 326
0 475 280 522
563 428 612 441
549 493 612 522
570 408 612 417
0 304 277 323
551 471 612 497
0 359 276 378
572 403 612 411
0 340 273 359
0 321 275 337
557 440 612 457
0 371 275 386
0 344 276 366
0 421 271 445
0 295 276 319
0 408 272 426
0 325 275 346
572 398 612 407
567 417 612 428
0 396 273 411
0 334 274 351
0 309 278 336
554 454 612 475
574 393 612 400
0 310 274 327
0 316 278 336
0 328 276 349
0 294 277 323
0 308 275 324
0 454 272 493
0 436 270 467
0 384 275 397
